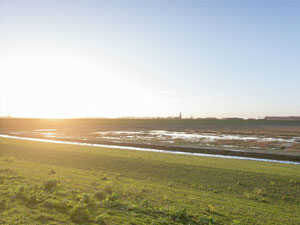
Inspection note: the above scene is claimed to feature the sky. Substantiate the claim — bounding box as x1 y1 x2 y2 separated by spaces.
0 0 299 118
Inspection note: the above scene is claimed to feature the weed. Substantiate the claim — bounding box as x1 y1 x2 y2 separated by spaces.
103 193 121 208
45 197 73 210
94 191 106 200
80 193 93 205
105 192 118 202
231 219 241 224
151 217 169 225
198 215 216 224
101 175 108 181
70 203 90 222
236 181 244 186
95 212 108 225
207 204 216 214
48 169 56 175
3 156 17 162
0 199 7 210
244 187 267 202
44 179 60 192
140 199 152 209
168 207 190 222
162 195 169 202
28 193 38 205
289 179 299 185
0 176 4 184
103 184 113 194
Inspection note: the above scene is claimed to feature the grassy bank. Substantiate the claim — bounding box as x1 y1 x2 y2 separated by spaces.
0 137 300 224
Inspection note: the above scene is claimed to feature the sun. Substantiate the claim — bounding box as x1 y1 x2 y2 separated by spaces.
0 45 162 118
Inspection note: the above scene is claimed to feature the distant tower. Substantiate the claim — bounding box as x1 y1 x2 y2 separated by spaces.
179 112 182 119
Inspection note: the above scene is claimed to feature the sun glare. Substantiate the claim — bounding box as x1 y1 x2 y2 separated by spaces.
1 46 159 118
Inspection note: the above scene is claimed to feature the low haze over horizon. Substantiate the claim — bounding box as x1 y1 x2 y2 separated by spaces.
1 0 299 119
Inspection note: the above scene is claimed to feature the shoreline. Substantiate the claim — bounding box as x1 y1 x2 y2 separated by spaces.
1 133 300 164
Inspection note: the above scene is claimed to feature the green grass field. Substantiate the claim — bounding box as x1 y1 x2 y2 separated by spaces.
1 137 300 224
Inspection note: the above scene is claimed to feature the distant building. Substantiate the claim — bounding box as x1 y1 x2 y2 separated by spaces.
179 112 182 119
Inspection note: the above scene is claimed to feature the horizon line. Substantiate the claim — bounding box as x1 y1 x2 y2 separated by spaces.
1 116 300 120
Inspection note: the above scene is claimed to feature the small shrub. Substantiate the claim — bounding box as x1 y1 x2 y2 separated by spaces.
231 219 241 224
131 200 153 214
289 179 299 185
103 185 112 194
168 207 189 222
151 217 169 225
207 204 215 214
80 193 93 205
101 175 108 181
236 181 244 186
140 199 151 209
162 195 169 202
28 194 38 205
94 191 106 200
167 182 175 187
0 199 7 210
198 215 216 224
3 156 17 162
15 185 26 199
122 188 144 200
61 199 73 209
44 179 59 192
105 193 118 202
44 199 59 208
103 193 120 208
45 198 72 209
244 187 266 202
70 204 90 222
95 213 108 225
244 192 255 200
254 188 264 196
48 170 56 175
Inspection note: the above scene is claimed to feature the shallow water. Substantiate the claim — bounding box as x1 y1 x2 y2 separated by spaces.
1 134 299 165
93 130 299 143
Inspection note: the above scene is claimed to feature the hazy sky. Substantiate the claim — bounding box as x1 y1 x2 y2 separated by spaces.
1 0 299 118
